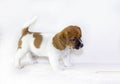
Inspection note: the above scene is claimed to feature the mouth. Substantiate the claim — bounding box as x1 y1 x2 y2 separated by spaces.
75 46 80 50
75 43 83 50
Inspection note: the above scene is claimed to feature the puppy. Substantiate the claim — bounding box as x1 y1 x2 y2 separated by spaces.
15 19 83 71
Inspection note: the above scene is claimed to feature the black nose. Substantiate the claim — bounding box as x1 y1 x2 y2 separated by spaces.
74 39 83 49
80 43 83 48
75 43 83 50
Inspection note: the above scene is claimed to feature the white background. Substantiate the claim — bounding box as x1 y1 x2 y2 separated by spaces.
0 0 120 84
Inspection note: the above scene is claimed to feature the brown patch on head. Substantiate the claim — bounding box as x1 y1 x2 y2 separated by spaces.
17 27 32 49
62 25 82 49
53 25 82 50
33 33 42 48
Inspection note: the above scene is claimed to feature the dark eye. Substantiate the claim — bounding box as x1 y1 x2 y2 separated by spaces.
71 37 76 42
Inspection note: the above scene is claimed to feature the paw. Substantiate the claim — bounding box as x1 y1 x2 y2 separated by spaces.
65 63 73 67
16 66 24 69
32 60 38 64
59 66 65 71
53 66 65 71
15 64 24 69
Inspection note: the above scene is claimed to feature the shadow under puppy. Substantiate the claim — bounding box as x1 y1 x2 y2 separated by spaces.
15 19 83 71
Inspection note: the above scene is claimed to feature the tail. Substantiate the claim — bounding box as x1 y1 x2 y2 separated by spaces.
17 16 37 49
22 16 38 30
21 16 38 35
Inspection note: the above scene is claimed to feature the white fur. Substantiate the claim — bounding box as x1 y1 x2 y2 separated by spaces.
15 18 73 71
15 33 72 71
23 16 38 29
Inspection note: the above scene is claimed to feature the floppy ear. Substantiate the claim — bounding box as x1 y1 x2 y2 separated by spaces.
76 27 82 37
52 32 67 50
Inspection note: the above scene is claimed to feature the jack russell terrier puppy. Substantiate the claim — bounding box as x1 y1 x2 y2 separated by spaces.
15 18 83 71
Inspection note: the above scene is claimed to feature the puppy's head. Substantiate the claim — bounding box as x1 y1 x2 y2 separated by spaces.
53 25 83 50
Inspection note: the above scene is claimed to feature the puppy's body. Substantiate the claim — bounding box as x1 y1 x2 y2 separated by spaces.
15 18 83 71
20 32 67 58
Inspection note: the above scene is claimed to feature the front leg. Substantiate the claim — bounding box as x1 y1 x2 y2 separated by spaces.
49 55 64 71
62 55 72 67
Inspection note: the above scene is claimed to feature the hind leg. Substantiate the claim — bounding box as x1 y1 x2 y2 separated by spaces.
15 49 28 69
28 52 38 64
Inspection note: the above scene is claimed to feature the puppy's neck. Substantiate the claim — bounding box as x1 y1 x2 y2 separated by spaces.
61 46 72 55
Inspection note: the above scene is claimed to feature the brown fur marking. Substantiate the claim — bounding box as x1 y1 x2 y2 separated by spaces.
53 33 66 50
33 33 42 48
17 27 32 49
53 25 82 50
